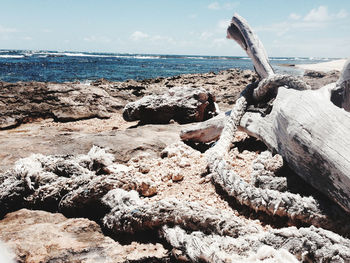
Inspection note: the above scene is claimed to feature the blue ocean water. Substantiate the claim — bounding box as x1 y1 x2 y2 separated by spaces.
0 50 334 83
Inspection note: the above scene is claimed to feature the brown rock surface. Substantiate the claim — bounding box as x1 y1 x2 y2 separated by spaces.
302 70 340 89
0 209 168 263
0 116 182 173
0 82 124 129
123 86 217 124
93 69 257 111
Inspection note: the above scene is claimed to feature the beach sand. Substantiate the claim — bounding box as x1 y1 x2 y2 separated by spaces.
296 58 346 72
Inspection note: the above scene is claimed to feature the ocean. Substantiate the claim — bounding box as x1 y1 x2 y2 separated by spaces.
0 50 335 83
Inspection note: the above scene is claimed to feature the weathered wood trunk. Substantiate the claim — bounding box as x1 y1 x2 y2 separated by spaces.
240 85 350 213
334 57 350 111
182 13 350 213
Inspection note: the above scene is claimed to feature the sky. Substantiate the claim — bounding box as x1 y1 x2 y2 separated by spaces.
0 0 349 57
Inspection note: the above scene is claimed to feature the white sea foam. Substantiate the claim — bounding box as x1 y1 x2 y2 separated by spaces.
186 56 206 59
63 52 113 58
132 55 160 59
79 79 92 85
270 58 289 61
30 51 162 59
0 55 24 58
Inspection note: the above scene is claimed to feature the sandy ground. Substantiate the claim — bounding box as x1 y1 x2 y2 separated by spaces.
296 58 347 72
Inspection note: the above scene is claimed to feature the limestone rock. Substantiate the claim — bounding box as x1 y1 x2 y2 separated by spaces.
123 86 217 124
0 209 168 263
0 81 123 129
0 122 182 173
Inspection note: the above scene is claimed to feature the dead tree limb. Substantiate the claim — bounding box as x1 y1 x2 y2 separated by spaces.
183 13 350 214
227 13 274 78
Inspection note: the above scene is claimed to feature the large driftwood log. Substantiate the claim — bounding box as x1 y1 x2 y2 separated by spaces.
183 13 350 213
240 84 350 212
333 57 350 111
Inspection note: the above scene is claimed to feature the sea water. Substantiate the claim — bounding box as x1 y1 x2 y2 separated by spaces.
0 50 334 83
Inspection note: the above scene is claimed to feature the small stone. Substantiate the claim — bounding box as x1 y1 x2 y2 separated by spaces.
252 162 265 170
105 163 130 174
139 165 151 174
138 181 157 197
171 171 184 182
179 160 190 168
199 178 206 184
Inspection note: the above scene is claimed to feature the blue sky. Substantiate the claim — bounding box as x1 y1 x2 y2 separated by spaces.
0 0 349 57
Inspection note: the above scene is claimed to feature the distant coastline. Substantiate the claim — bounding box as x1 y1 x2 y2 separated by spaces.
0 49 341 83
294 59 347 72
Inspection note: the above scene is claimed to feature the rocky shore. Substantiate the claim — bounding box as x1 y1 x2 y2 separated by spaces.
0 67 348 263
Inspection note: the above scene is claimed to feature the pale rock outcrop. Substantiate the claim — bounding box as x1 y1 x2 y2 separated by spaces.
0 82 123 129
123 86 217 124
0 209 168 263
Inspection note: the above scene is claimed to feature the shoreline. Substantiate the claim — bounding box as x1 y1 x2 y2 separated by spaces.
294 58 346 72
0 61 347 262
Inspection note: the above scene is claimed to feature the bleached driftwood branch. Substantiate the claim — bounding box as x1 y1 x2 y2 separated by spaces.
182 13 350 213
240 84 350 213
333 57 350 111
227 13 274 78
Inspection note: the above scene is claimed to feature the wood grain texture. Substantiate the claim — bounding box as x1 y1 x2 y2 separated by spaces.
240 85 350 212
227 13 274 79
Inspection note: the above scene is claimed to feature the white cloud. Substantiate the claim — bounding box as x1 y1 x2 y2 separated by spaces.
289 13 301 20
257 6 349 36
336 9 348 19
218 19 231 29
150 35 174 44
223 2 239 10
208 1 239 10
130 31 149 41
83 35 111 43
304 5 348 22
304 6 331 22
208 2 220 10
22 36 32 41
188 13 198 19
200 31 213 40
0 25 17 33
212 38 227 46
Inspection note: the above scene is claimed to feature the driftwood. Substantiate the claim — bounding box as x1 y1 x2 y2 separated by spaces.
182 13 350 213
333 57 350 111
240 84 350 213
227 14 274 79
